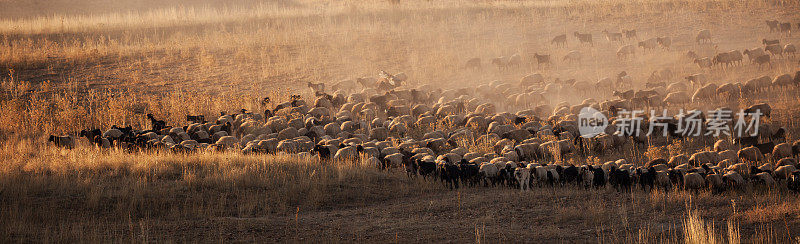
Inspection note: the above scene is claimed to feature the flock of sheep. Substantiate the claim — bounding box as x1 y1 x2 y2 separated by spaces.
48 20 800 195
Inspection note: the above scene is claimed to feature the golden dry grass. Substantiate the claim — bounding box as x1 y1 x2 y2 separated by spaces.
2 0 800 242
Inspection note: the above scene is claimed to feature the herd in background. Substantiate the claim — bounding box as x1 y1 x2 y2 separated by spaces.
47 19 800 195
475 20 797 72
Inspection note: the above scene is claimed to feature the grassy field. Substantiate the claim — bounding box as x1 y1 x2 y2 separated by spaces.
2 0 800 242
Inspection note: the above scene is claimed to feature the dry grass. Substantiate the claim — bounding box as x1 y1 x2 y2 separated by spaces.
1 0 800 242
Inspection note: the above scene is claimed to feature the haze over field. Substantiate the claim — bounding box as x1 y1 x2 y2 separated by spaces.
2 0 800 242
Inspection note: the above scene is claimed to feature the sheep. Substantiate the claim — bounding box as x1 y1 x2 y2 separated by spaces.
655 170 671 191
766 20 779 32
623 29 637 40
546 168 560 186
382 152 403 169
215 136 239 150
520 73 544 87
723 171 745 189
636 167 657 192
562 51 582 64
602 30 622 42
772 74 794 88
689 151 718 166
579 166 595 189
507 54 522 68
750 54 769 70
663 91 689 105
515 167 531 191
738 146 764 163
714 139 732 152
765 44 783 56
617 45 636 59
638 38 658 51
777 158 797 167
789 172 800 193
763 39 780 46
479 162 501 186
491 56 509 71
692 83 718 103
743 48 765 63
532 53 551 68
773 165 797 180
656 36 672 49
686 51 699 60
744 103 771 117
683 173 705 192
48 135 75 148
779 22 792 36
464 58 481 70
771 142 793 161
752 172 776 187
694 57 712 69
784 44 796 58
696 29 711 43
705 174 725 193
573 31 593 45
308 82 325 94
551 34 567 47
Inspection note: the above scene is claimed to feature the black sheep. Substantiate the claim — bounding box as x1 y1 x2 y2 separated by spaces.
312 145 333 161
561 165 579 185
458 160 480 187
636 167 656 192
79 129 102 140
645 158 667 168
749 166 771 176
438 162 460 190
592 167 606 189
416 159 437 179
609 168 632 192
788 171 800 193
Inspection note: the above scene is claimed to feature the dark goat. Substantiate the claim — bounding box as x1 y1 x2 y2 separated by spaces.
80 129 102 140
755 142 775 156
147 114 167 131
734 136 759 148
312 144 333 161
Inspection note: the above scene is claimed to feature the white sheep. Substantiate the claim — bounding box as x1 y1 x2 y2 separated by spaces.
785 44 797 57
515 167 531 191
335 146 359 161
617 45 636 59
562 51 582 64
216 136 239 149
662 91 690 105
